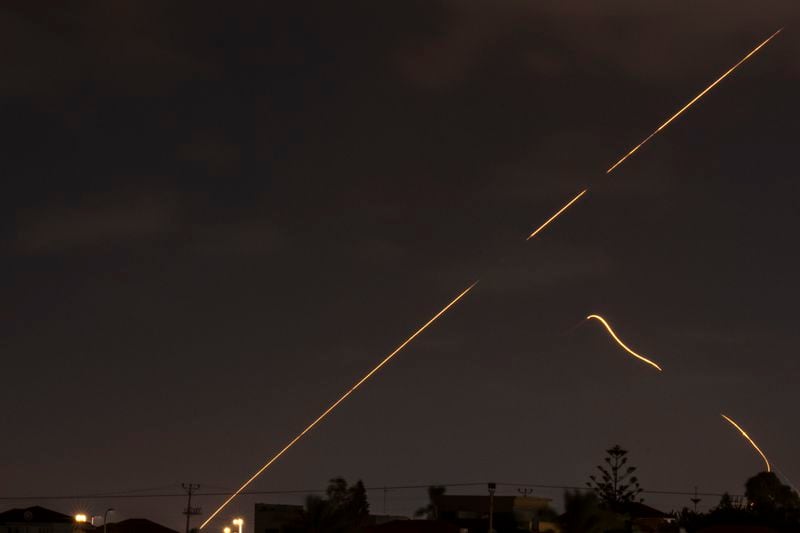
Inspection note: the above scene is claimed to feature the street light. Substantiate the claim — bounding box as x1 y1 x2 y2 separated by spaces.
75 514 88 523
224 527 231 533
232 518 244 533
104 508 115 533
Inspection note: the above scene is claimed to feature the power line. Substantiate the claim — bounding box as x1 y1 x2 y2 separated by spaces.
500 482 743 498
0 481 743 502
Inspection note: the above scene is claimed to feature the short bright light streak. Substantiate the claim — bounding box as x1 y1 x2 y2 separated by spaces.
527 189 587 240
721 413 772 472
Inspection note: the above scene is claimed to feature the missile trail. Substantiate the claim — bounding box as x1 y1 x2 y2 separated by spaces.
527 31 781 242
527 190 587 240
202 27 785 531
586 315 663 371
721 414 772 472
606 28 782 174
199 282 478 529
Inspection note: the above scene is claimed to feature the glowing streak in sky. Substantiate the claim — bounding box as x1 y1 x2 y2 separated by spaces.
199 282 478 529
606 28 782 174
721 414 772 472
527 190 588 240
586 315 663 371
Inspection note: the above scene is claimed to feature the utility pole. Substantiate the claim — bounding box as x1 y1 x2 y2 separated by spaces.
690 486 702 512
488 482 496 533
182 483 202 533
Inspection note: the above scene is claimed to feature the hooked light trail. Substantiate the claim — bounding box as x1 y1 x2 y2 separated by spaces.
199 282 478 529
606 28 782 174
586 315 663 371
527 189 587 240
721 414 772 472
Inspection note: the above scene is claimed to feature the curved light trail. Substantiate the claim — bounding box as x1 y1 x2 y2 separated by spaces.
721 413 771 472
527 189 588 240
586 314 663 371
199 281 478 529
607 28 782 174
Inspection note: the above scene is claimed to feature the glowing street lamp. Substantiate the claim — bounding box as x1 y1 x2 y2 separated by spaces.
232 518 244 533
75 514 88 523
223 528 231 533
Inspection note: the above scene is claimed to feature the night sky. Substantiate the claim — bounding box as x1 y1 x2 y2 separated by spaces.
3 2 800 530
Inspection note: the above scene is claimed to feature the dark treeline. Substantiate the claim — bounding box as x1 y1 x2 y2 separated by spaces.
678 471 800 533
563 446 800 533
271 446 800 533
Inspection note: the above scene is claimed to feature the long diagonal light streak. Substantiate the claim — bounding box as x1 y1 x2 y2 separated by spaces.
721 414 772 472
586 315 663 371
527 189 587 240
199 281 478 529
606 28 782 174
526 31 780 242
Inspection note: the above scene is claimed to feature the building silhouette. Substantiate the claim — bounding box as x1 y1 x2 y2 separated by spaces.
0 506 90 533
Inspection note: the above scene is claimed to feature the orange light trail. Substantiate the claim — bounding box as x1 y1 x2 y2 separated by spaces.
586 314 663 371
721 413 771 472
527 189 587 240
606 28 782 174
199 281 478 529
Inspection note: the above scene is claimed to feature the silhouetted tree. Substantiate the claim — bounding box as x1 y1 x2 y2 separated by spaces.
679 476 800 533
587 445 643 511
302 494 337 533
415 485 446 519
298 478 370 533
717 492 735 511
680 492 752 532
746 472 800 515
344 480 370 525
677 507 701 533
560 490 625 533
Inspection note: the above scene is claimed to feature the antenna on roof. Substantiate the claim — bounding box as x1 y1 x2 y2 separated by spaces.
690 486 701 512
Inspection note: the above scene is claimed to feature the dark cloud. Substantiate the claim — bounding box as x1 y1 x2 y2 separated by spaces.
418 0 800 84
13 191 181 254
